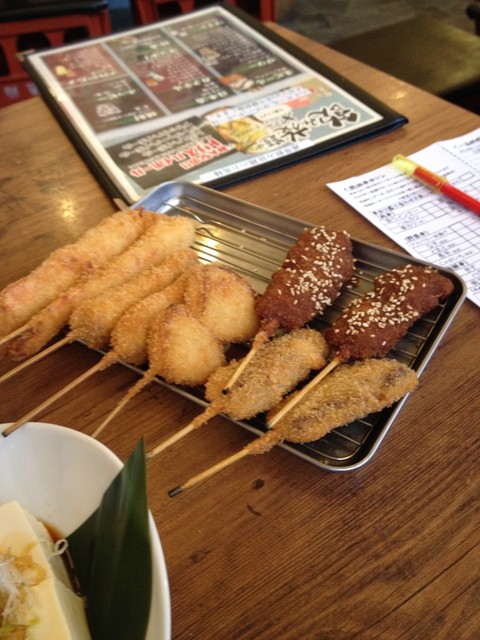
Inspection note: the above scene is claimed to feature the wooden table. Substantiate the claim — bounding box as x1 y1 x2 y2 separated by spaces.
0 25 479 640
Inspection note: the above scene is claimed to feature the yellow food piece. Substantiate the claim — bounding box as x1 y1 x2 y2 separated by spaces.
0 501 91 640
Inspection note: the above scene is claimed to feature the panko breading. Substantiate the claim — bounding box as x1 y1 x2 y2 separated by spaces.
222 226 354 394
148 304 226 387
0 208 157 341
204 328 329 420
68 248 197 350
262 358 418 450
183 264 258 344
110 273 190 366
165 358 418 496
8 215 196 360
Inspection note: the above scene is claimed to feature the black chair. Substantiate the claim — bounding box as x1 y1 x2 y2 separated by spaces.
466 1 480 34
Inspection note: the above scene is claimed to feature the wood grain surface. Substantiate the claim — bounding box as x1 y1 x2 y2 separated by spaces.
0 25 478 640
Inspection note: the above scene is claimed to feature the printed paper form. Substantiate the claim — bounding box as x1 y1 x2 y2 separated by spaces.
328 128 480 308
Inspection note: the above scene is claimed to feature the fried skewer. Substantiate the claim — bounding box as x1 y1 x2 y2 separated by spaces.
268 263 454 427
222 226 354 394
67 248 197 350
146 328 329 457
108 274 189 366
93 264 259 436
3 251 197 436
0 208 156 346
7 215 196 360
182 263 259 344
0 242 196 387
92 304 228 438
167 358 419 496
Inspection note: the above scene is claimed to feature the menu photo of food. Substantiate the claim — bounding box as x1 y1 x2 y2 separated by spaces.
107 116 236 188
164 11 301 91
23 4 407 203
45 44 164 133
107 29 234 113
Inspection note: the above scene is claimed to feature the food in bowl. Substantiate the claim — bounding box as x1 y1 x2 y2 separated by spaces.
0 500 91 639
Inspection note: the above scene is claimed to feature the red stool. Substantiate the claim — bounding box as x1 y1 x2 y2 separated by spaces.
0 1 111 107
133 0 275 24
133 0 194 23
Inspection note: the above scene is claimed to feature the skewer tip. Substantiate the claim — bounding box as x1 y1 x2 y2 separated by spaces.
2 421 24 438
168 486 184 498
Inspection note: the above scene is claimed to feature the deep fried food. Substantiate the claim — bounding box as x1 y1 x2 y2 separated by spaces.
146 328 329 457
8 214 196 360
92 303 228 437
183 263 258 343
147 304 226 387
255 226 354 337
2 264 196 436
263 358 418 451
325 264 455 361
267 263 454 428
68 249 197 350
110 273 189 365
0 208 156 340
222 226 354 393
165 358 418 496
204 328 328 420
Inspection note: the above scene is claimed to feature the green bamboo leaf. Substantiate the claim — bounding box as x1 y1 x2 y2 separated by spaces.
67 439 152 640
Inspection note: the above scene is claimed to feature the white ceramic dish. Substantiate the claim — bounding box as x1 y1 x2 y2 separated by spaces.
0 421 171 640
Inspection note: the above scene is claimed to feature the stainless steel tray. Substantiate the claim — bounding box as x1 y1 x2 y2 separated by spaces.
133 180 466 471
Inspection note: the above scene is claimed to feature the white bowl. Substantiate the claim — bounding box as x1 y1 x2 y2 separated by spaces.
0 422 171 640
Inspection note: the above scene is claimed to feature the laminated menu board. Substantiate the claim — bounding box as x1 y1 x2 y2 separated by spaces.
24 3 407 205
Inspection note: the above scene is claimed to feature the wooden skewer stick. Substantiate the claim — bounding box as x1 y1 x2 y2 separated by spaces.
166 360 342 496
267 356 342 428
0 335 72 386
221 327 272 394
168 449 252 496
167 430 280 497
0 324 29 348
146 405 217 459
2 352 117 437
92 371 154 439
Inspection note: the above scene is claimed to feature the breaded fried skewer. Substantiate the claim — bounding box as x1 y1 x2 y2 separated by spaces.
8 215 196 360
167 358 419 496
222 226 354 394
91 304 228 438
0 246 197 386
0 208 156 347
67 248 197 350
268 263 454 427
182 263 259 344
2 251 197 436
146 328 329 457
92 264 259 436
109 274 189 366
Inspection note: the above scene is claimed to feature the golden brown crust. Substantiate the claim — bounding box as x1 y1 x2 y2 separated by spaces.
111 273 189 365
204 328 329 419
147 304 226 387
0 209 156 339
266 358 418 444
183 264 258 344
68 248 196 350
8 216 196 359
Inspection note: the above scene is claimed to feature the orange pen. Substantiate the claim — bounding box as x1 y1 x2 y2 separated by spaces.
392 154 480 217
